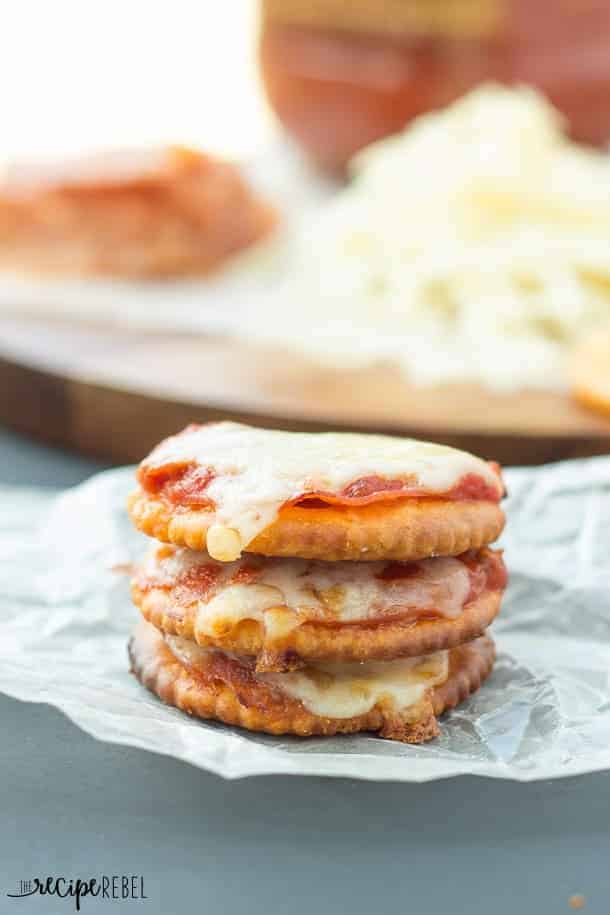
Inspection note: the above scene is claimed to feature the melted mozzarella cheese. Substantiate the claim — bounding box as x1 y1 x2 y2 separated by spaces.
143 422 500 560
258 554 472 622
196 584 300 641
143 546 473 645
165 632 214 670
164 634 449 719
261 653 449 718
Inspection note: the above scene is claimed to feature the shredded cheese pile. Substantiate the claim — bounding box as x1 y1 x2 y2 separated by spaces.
258 85 610 392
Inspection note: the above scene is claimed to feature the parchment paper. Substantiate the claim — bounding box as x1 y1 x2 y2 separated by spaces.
1 457 610 782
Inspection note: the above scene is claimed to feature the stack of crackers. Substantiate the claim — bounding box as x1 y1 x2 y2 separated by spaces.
127 422 507 744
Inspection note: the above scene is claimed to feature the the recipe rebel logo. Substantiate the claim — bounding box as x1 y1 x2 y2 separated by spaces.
6 876 148 910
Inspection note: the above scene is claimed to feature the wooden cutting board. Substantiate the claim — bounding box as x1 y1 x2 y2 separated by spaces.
1 314 610 465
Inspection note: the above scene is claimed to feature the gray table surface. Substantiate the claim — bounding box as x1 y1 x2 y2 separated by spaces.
1 428 609 915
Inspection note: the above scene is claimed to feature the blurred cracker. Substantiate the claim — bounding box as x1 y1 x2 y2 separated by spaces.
570 325 610 419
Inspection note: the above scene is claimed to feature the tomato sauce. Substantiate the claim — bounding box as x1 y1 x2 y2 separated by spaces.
291 469 503 506
139 462 503 508
138 463 216 508
461 548 508 602
376 561 421 582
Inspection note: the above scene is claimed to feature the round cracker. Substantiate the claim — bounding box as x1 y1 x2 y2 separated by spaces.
133 576 503 671
127 490 505 562
128 620 495 744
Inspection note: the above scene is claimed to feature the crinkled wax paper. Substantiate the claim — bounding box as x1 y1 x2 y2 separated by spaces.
1 457 610 782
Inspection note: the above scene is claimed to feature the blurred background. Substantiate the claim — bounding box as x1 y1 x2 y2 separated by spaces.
2 0 610 468
0 0 274 160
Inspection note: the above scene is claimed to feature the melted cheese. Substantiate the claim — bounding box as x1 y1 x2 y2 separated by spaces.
261 653 449 718
197 584 300 641
142 546 473 644
143 422 501 560
165 633 216 670
164 634 449 719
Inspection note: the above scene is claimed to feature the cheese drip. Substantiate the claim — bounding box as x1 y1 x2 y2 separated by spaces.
143 422 501 560
141 546 473 646
261 653 449 718
164 634 449 719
